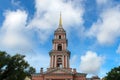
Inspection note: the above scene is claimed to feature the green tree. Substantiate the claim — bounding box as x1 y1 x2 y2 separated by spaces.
105 66 120 80
0 51 35 80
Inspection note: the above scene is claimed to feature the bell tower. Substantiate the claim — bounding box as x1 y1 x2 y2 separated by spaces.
49 13 70 69
32 13 87 80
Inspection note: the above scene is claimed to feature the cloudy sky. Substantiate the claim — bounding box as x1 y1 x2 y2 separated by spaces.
0 0 120 78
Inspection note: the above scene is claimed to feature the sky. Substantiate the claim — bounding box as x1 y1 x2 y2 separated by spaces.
0 0 120 78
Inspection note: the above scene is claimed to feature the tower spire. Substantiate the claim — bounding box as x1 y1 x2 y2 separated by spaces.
59 12 62 28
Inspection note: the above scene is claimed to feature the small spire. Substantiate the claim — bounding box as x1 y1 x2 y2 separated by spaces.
59 12 62 28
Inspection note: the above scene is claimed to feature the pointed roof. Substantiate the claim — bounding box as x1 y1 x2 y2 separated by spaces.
59 12 62 27
55 12 65 33
58 12 64 29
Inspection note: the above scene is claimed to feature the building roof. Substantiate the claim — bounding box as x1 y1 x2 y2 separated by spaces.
32 68 87 77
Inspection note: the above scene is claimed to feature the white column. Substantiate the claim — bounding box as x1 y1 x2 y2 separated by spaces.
62 43 63 50
55 55 57 68
56 44 57 50
63 43 64 50
62 55 64 68
55 44 56 50
51 56 53 68
66 55 67 68
68 56 69 68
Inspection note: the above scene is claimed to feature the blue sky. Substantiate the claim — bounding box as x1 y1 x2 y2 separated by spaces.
0 0 120 78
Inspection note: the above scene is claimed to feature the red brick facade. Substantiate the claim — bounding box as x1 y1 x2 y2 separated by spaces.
32 14 87 80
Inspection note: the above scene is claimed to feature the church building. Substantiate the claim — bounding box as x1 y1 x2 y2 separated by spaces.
32 13 87 80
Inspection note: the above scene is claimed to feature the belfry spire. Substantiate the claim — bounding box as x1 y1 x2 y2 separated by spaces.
59 12 62 28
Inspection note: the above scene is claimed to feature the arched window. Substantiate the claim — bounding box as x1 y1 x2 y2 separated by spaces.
57 58 62 62
58 44 62 51
57 58 62 68
59 35 61 39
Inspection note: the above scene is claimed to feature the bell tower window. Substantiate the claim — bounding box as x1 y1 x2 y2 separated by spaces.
57 58 62 68
57 58 62 62
58 44 62 51
59 35 61 39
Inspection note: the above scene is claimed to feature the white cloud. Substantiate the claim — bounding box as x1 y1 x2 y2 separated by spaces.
0 0 85 71
0 10 30 48
87 5 120 45
80 51 104 74
116 44 120 54
28 0 84 43
0 0 84 47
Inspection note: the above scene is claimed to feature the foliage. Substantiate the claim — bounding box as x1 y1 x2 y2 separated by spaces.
104 66 120 80
0 51 35 80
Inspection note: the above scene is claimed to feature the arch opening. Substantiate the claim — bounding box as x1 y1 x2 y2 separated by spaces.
58 44 62 51
59 35 61 39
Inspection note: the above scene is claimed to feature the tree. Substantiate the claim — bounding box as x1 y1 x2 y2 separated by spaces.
104 66 120 80
0 51 35 80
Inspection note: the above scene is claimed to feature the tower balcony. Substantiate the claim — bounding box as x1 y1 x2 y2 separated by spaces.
52 39 68 43
49 49 71 56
